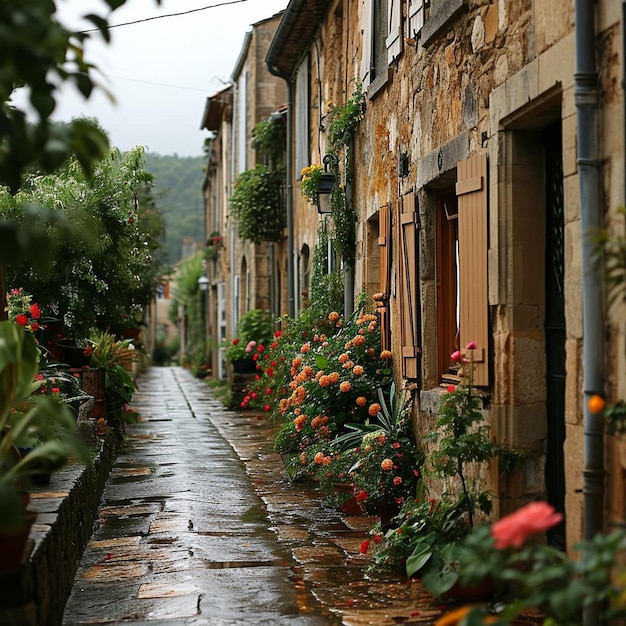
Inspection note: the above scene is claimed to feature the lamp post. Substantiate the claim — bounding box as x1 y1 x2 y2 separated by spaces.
316 154 338 215
198 267 209 365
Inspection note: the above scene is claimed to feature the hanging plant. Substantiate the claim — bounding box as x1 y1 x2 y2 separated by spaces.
300 164 324 204
229 164 286 243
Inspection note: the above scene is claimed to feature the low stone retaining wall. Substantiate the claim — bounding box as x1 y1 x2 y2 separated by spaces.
0 435 116 626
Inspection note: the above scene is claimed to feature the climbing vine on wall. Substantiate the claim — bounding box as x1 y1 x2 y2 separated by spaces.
323 82 366 269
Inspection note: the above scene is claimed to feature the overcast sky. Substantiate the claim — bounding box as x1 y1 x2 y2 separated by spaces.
48 0 289 157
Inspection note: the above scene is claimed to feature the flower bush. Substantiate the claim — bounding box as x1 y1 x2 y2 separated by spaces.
5 288 43 333
364 342 518 596
448 501 626 625
245 306 391 449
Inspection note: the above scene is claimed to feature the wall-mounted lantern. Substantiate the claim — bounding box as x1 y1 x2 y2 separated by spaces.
197 275 209 292
316 154 338 215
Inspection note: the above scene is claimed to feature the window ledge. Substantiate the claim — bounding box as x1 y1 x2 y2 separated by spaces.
420 384 491 416
422 0 467 47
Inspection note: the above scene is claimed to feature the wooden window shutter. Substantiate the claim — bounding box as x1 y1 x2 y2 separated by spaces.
456 154 489 386
386 0 402 64
407 0 424 37
376 203 392 352
294 56 309 178
360 0 374 86
397 192 420 380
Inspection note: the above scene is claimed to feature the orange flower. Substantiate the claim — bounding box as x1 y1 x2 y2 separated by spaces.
300 342 311 353
368 403 381 416
491 501 563 549
340 381 352 392
381 458 394 471
314 452 324 464
435 606 498 626
352 365 364 376
328 311 340 322
353 335 366 346
338 353 350 364
356 396 367 407
588 394 605 414
380 350 392 360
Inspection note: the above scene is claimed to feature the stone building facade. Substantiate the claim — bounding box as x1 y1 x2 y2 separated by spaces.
201 12 286 380
265 0 625 548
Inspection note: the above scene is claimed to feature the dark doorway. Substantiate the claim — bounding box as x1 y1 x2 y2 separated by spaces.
544 119 566 549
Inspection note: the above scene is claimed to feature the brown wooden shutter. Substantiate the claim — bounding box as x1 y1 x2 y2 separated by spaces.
397 192 420 380
376 203 392 352
456 154 489 386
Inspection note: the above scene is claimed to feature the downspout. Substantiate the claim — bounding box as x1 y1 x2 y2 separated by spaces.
267 71 295 319
344 138 355 318
230 80 238 334
574 2 604 623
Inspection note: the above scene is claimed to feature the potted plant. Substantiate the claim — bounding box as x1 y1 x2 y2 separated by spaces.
329 384 423 526
224 309 275 374
0 321 89 573
89 330 138 438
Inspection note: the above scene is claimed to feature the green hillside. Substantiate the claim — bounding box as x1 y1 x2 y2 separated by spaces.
144 153 206 265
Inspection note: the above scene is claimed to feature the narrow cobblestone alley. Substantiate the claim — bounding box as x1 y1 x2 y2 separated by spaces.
62 367 444 625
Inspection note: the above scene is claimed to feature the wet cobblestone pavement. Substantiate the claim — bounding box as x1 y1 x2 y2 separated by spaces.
61 367 451 625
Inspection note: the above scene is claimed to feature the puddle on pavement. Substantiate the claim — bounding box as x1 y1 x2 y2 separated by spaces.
241 504 267 523
200 558 291 569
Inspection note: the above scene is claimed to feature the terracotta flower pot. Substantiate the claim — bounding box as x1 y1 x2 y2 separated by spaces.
0 510 37 575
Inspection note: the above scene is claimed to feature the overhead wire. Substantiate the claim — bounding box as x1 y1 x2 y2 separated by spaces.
80 0 255 33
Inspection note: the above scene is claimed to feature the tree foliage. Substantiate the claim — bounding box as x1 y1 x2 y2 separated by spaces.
0 145 165 337
0 0 160 192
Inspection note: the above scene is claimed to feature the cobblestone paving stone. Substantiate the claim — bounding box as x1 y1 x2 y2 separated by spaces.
61 367 479 625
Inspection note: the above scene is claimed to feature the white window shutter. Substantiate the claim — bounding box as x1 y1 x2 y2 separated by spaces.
295 56 309 178
386 0 402 64
360 0 374 86
408 0 424 37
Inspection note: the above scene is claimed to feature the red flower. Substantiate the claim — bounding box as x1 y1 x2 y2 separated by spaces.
29 303 41 319
232 338 239 345
447 384 456 392
355 490 368 502
274 330 283 338
31 322 40 331
264 404 271 411
360 540 370 554
465 340 477 350
450 350 461 362
15 314 28 326
491 502 563 550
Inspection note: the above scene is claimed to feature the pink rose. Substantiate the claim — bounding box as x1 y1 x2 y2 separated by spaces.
450 350 462 362
491 502 563 549
465 341 478 350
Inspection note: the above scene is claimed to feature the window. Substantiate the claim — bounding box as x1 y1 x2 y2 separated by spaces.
436 189 460 381
236 71 248 175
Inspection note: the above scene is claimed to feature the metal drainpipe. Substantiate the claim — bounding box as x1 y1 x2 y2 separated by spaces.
574 2 604 623
344 140 355 318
